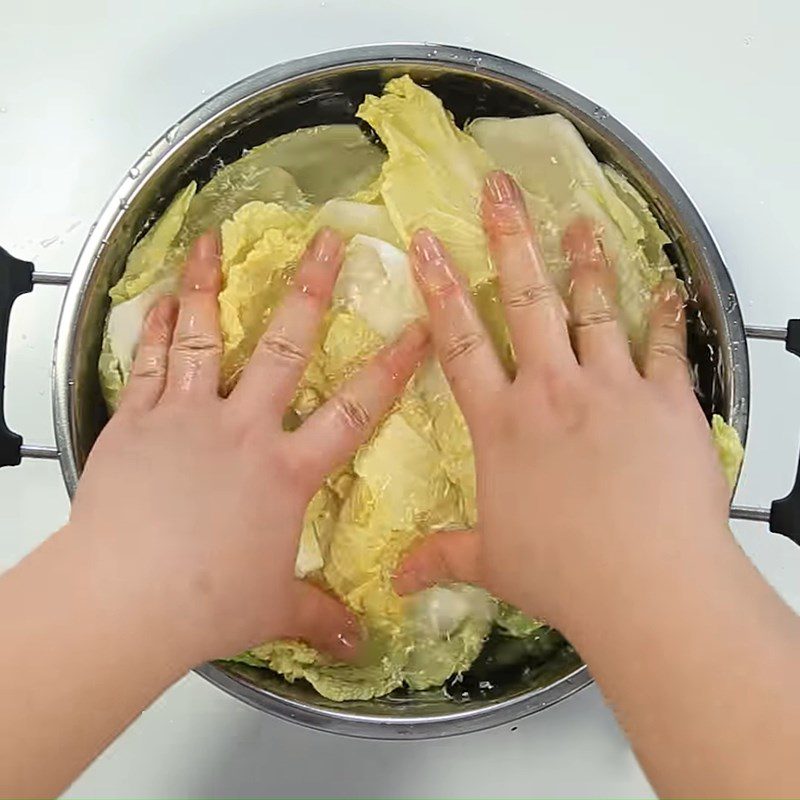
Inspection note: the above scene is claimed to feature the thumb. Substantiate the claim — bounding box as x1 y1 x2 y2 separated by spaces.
286 582 362 663
393 529 481 595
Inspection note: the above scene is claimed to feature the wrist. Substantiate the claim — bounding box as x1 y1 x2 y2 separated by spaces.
57 521 203 674
546 519 736 648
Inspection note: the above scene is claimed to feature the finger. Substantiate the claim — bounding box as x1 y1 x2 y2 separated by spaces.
482 171 574 371
410 228 508 420
230 228 345 420
393 529 480 595
645 277 691 391
287 582 362 662
292 321 430 481
164 231 223 399
117 296 178 415
563 217 635 376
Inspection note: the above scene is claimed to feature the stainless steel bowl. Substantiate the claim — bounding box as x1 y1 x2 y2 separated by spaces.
50 44 749 738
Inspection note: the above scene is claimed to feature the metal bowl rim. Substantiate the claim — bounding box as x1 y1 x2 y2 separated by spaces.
51 42 748 739
195 661 590 739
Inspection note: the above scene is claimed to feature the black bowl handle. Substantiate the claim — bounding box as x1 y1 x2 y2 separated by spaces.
0 247 34 467
731 321 800 544
767 321 800 539
0 247 66 468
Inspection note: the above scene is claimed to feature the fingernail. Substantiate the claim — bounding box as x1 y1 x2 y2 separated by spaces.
656 275 685 304
392 562 416 596
183 231 222 293
147 294 173 322
411 229 458 291
143 296 177 342
336 614 364 655
673 276 688 302
405 320 431 351
485 170 519 205
153 295 177 322
654 281 686 328
563 218 606 272
145 299 163 327
310 227 343 264
194 229 220 260
411 228 446 264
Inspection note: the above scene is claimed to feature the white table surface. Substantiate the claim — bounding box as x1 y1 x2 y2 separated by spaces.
2 1 800 796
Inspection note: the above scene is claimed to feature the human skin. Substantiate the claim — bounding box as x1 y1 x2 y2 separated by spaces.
0 227 428 799
3 173 800 800
396 171 800 799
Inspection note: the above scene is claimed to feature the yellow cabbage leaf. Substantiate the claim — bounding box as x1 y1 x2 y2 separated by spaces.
100 183 197 409
217 201 311 391
230 124 385 204
333 235 425 339
712 413 744 490
102 79 746 703
357 75 495 287
468 114 669 351
602 164 671 271
108 182 196 306
172 168 303 264
309 200 402 247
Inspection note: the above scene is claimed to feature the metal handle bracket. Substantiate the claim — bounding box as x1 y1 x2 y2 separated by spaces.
730 504 771 524
15 273 70 459
32 271 71 287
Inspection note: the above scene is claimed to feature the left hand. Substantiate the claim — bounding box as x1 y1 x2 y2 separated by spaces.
68 227 428 667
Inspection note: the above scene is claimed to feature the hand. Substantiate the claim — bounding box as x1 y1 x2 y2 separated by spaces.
396 171 731 634
69 228 428 666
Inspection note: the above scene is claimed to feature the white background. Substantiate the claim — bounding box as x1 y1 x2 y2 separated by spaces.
1 0 800 796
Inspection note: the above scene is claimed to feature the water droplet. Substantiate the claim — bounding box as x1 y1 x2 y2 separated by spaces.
591 106 609 120
129 166 140 179
118 198 130 210
0 106 6 114
725 292 737 313
165 124 180 143
40 235 59 248
744 36 752 46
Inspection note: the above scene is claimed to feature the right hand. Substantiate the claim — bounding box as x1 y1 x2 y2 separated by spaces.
395 171 732 633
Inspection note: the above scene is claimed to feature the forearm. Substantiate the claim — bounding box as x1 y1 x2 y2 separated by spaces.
0 525 193 799
562 527 800 799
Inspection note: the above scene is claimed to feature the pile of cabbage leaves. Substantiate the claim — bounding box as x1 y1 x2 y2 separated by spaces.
99 76 744 701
